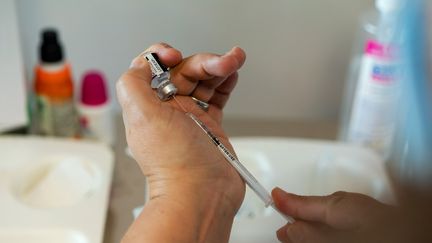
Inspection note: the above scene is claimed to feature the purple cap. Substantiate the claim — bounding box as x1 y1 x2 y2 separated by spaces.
80 71 109 106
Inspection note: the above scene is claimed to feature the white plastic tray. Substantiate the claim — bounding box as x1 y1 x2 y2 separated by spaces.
0 136 114 243
229 137 395 243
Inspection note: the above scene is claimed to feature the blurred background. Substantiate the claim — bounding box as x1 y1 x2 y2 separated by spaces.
15 0 372 121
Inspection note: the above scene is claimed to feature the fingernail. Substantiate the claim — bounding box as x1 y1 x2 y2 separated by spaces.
274 187 294 197
276 226 288 241
276 227 284 235
272 187 293 211
272 188 283 208
223 47 236 57
203 56 221 70
272 187 285 196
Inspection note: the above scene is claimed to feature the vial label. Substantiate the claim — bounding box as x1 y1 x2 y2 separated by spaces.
145 53 165 76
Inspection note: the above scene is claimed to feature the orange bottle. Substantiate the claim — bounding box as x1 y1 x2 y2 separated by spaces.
32 29 78 137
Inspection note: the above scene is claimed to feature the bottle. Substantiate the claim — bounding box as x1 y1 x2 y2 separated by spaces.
389 0 432 188
32 29 79 137
339 0 402 159
77 71 114 145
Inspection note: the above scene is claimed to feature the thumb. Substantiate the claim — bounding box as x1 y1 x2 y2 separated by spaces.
272 188 381 230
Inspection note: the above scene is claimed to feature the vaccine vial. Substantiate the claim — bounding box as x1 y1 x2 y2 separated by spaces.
144 53 177 101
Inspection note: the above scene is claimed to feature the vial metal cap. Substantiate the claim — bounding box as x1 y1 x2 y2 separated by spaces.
151 72 170 89
157 82 178 101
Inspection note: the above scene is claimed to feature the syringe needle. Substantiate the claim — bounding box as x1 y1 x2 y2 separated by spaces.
173 96 188 113
185 111 295 223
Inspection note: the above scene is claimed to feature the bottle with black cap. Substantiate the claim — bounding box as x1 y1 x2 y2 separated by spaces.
32 28 79 137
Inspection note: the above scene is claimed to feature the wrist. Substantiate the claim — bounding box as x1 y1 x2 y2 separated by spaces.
147 169 241 215
146 173 240 242
146 164 244 210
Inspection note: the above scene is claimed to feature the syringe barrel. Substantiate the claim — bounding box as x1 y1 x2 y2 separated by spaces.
215 143 273 207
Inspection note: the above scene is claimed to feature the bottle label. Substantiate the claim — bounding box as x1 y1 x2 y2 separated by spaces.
34 95 78 137
78 106 114 145
347 40 400 157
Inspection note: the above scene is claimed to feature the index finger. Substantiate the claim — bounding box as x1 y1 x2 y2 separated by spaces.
170 47 246 96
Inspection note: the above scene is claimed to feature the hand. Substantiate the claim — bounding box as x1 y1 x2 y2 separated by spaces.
117 43 246 243
272 188 399 243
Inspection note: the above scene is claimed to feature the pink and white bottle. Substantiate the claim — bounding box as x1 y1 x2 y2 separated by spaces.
78 71 114 145
339 0 403 159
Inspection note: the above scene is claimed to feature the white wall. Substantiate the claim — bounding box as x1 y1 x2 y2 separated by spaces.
0 0 27 131
16 0 372 121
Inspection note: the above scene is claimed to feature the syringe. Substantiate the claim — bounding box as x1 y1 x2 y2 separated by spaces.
186 111 295 223
144 52 294 223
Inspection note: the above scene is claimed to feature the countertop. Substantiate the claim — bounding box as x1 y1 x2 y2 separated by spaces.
103 117 338 243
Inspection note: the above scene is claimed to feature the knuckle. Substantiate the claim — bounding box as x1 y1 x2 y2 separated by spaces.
329 191 348 204
130 55 148 69
146 43 162 52
115 71 140 106
323 191 348 224
158 42 172 48
145 42 173 53
115 74 127 99
116 72 132 91
195 52 216 60
327 191 348 210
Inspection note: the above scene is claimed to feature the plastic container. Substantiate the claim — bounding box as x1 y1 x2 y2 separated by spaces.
339 0 403 160
31 29 79 137
77 71 114 145
390 0 432 188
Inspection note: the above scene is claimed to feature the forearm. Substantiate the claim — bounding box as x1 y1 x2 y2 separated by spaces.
122 179 238 243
